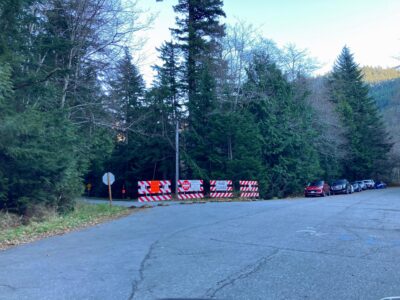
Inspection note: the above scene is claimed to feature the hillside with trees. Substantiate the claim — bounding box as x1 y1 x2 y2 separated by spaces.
365 69 400 182
362 66 400 84
0 0 395 215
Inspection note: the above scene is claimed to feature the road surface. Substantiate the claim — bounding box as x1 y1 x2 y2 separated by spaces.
1 188 400 300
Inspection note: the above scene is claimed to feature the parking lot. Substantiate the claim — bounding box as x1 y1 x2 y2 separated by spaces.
1 188 400 300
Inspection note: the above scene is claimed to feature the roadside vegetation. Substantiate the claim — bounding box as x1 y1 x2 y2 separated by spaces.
0 0 398 223
0 203 131 250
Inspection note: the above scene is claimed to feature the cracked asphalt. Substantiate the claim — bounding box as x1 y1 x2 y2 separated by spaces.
1 188 400 300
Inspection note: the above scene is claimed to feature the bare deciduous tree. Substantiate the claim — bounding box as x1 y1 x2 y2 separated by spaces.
280 43 319 82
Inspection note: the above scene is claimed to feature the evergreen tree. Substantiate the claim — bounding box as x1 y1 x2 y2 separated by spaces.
208 110 267 193
172 0 225 103
172 0 227 178
103 44 183 198
108 49 146 140
153 41 184 119
243 53 321 197
0 0 114 213
328 46 392 179
103 51 147 197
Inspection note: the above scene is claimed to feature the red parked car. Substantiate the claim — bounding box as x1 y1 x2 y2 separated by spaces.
304 180 331 197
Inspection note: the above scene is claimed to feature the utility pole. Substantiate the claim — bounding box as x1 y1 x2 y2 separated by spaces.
175 120 179 197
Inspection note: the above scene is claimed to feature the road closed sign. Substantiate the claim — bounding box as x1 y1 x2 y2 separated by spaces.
215 180 228 191
177 180 204 199
210 180 233 198
182 180 191 191
178 180 203 192
190 180 202 192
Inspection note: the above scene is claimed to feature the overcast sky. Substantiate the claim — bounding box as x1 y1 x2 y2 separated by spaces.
136 0 400 84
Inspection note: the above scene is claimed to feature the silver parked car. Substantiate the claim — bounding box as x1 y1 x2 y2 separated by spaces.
351 182 362 192
356 180 366 190
363 179 375 189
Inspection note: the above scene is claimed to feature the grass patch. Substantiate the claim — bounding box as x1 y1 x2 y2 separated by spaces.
0 203 132 250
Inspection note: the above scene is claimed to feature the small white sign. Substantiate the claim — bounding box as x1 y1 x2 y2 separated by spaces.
215 180 228 191
102 172 115 185
189 180 202 192
179 180 202 192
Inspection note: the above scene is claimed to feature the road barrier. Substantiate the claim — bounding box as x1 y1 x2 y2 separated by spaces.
210 180 233 198
177 180 204 199
136 179 259 201
138 180 172 202
240 180 259 198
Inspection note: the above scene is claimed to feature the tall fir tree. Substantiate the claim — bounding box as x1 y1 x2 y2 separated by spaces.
172 0 227 178
172 0 225 103
328 46 392 179
243 53 321 197
104 50 147 197
109 48 146 140
152 41 184 121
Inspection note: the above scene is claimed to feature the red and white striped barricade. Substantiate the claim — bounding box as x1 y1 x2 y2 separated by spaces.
177 180 204 200
210 180 233 198
138 180 172 202
240 180 259 198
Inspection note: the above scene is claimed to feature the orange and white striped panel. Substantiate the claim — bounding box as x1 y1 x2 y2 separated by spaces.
178 193 204 200
239 180 259 198
209 192 234 198
138 194 172 202
138 180 172 202
209 180 233 198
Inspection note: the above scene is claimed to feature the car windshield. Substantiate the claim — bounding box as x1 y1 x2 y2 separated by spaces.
333 180 346 185
309 180 323 186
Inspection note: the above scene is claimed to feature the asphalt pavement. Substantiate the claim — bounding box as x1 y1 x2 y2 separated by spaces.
1 188 400 300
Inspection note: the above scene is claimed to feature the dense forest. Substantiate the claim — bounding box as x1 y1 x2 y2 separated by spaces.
0 0 396 214
364 67 400 181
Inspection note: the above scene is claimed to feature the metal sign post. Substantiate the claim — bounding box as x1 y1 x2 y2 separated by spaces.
102 172 115 207
107 173 112 206
175 120 179 198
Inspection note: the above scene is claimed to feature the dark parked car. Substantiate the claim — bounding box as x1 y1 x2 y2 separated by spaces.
330 179 352 195
351 182 362 192
304 180 331 197
375 181 387 189
355 180 367 190
363 179 375 189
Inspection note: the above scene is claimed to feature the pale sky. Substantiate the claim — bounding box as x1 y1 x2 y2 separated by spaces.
135 0 400 84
